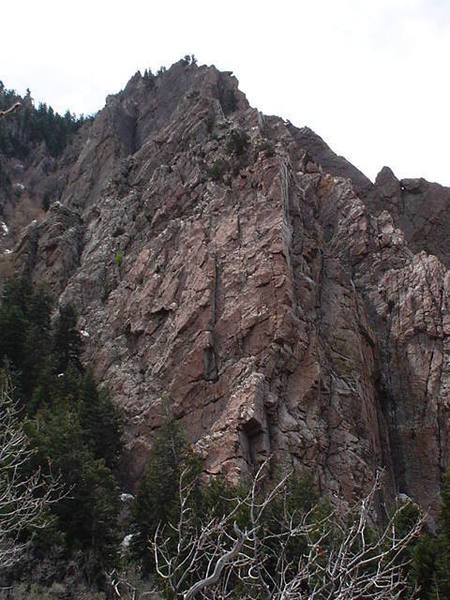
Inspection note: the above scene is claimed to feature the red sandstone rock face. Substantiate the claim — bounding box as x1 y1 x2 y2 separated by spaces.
366 166 450 268
6 61 449 514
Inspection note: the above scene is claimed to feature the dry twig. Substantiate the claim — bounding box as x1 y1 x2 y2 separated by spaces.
0 375 62 570
0 102 21 119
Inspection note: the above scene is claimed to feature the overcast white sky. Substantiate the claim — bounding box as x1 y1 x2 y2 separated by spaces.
1 0 449 185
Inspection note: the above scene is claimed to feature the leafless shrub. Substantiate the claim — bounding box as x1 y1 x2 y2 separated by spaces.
0 375 62 570
110 460 424 599
0 103 21 120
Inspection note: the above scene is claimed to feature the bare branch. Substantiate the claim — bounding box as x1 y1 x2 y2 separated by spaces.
0 102 21 120
184 522 247 600
116 461 424 599
0 375 63 570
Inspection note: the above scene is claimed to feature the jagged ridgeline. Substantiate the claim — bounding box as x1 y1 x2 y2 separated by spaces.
0 57 448 597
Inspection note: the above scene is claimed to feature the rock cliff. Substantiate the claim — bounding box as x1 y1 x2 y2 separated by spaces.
2 60 448 514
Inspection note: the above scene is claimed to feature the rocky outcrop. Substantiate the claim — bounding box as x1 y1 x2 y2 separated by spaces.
4 60 448 514
365 166 450 268
0 122 85 258
14 202 83 294
286 124 374 197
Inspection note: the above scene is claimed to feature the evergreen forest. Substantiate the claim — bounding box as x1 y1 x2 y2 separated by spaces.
0 82 89 160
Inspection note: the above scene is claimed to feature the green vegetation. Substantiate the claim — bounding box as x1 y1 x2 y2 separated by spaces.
41 193 50 212
410 471 450 598
227 128 250 175
0 377 61 570
205 107 216 133
0 277 122 580
27 398 120 570
128 420 430 599
258 139 275 157
0 81 89 159
132 416 202 573
130 420 326 595
142 68 155 88
207 158 230 182
206 130 251 183
226 129 249 158
0 277 53 406
113 250 123 267
180 54 197 66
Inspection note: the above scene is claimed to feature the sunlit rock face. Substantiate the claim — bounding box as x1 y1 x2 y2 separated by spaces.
7 60 448 514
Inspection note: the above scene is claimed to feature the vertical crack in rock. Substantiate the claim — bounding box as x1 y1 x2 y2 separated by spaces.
204 253 219 382
4 61 447 513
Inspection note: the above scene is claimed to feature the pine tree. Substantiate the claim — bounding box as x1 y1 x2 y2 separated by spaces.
432 470 450 598
79 370 123 469
132 416 201 571
53 304 82 373
411 470 450 598
27 399 121 569
0 278 53 409
0 278 124 579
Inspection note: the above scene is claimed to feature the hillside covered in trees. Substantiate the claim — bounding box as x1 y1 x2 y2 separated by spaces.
0 82 88 160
